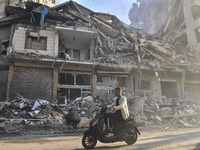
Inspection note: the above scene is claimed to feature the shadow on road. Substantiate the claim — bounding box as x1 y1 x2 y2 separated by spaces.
74 144 128 150
135 130 200 149
193 143 200 150
74 130 200 150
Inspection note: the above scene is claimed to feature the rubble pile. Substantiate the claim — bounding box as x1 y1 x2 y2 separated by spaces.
127 96 145 117
0 93 200 135
0 94 83 135
142 96 200 129
62 96 99 118
0 94 111 135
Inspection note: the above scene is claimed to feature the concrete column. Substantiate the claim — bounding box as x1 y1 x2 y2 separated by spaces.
54 31 59 57
180 73 185 98
92 71 97 98
52 69 58 98
89 38 95 59
6 63 14 101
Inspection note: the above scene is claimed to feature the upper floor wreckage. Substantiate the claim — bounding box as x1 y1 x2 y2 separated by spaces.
0 1 200 103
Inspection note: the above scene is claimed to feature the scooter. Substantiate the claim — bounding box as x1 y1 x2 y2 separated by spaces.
82 105 140 149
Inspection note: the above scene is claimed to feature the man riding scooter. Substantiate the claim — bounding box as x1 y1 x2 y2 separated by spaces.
82 87 140 149
104 87 129 135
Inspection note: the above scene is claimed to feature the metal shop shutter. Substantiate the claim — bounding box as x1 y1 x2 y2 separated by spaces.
0 70 8 101
9 67 52 100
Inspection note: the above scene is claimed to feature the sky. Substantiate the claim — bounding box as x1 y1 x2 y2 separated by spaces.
56 0 137 25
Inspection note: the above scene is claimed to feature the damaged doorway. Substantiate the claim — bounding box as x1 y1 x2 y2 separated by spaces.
1 39 9 55
161 81 178 98
57 71 91 105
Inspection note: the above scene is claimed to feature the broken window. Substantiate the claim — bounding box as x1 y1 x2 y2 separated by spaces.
59 73 74 85
141 79 151 91
0 40 9 55
58 72 91 104
65 49 81 60
117 76 126 87
76 74 91 85
96 74 129 99
70 89 81 100
161 81 178 98
135 78 152 97
59 73 90 85
73 49 80 60
25 36 47 50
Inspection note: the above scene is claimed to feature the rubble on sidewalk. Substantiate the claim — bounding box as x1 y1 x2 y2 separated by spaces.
1 93 200 136
0 94 76 135
0 94 109 135
141 96 200 129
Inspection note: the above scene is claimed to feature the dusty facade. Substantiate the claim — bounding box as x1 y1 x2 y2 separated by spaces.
0 0 200 106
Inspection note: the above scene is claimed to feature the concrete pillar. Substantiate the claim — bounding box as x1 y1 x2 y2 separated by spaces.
89 38 95 59
92 71 97 98
54 31 59 57
180 73 185 98
6 63 14 101
52 69 58 98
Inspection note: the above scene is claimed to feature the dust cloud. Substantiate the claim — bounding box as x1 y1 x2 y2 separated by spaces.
129 0 170 34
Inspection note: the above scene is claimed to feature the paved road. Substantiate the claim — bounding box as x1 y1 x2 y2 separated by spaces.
1 128 200 150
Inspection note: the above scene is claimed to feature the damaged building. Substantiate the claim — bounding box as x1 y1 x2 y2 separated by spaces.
129 0 200 102
0 0 200 108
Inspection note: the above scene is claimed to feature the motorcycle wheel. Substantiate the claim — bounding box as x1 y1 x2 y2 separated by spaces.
125 132 138 145
82 134 97 149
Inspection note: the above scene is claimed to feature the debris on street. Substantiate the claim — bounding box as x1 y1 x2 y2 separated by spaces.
0 93 200 136
0 94 112 135
141 96 200 129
